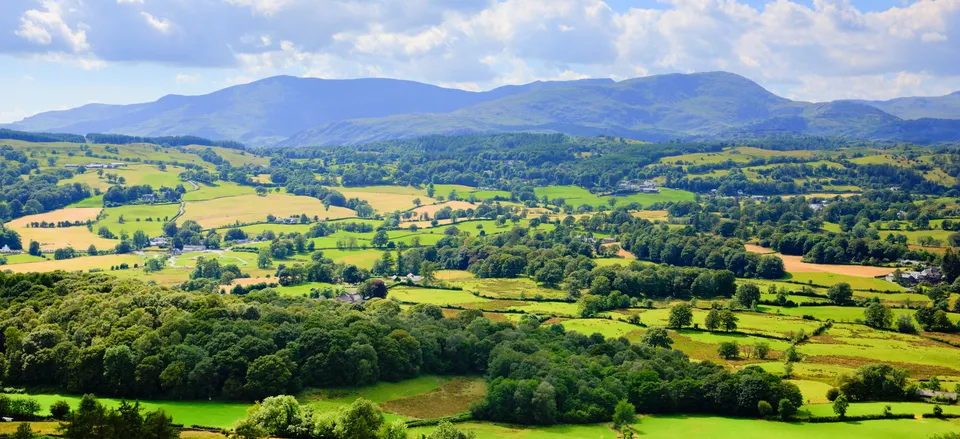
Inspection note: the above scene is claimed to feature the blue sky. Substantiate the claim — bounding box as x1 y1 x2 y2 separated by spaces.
1 0 957 123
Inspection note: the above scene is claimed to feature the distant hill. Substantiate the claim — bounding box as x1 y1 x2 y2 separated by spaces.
852 91 960 120
5 72 960 146
5 76 613 147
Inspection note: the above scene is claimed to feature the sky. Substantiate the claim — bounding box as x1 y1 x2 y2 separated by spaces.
1 0 958 123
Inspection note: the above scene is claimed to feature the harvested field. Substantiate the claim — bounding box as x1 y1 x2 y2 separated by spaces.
631 210 669 220
10 225 116 252
338 189 437 213
6 207 102 226
181 193 355 228
744 244 895 278
413 200 478 217
3 254 143 273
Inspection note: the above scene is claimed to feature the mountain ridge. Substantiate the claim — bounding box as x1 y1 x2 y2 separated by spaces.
6 72 960 146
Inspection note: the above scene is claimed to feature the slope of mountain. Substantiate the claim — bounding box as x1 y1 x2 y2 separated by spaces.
6 72 960 147
854 91 960 120
5 76 612 147
281 72 952 146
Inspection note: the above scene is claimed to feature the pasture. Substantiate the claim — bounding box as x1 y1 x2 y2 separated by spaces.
338 188 436 213
60 164 184 191
98 203 180 236
182 181 255 201
534 185 695 208
2 393 249 428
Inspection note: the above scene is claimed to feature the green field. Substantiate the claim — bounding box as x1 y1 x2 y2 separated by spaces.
533 185 695 208
555 318 643 338
98 203 180 237
3 393 249 428
784 272 904 292
182 181 255 201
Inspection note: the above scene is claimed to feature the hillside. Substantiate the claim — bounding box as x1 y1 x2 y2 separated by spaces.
5 76 612 147
855 91 960 120
6 72 960 146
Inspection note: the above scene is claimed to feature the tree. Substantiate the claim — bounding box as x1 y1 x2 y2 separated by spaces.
735 283 761 309
717 342 739 359
28 240 41 256
718 309 739 331
612 399 636 429
534 262 564 287
87 244 98 256
530 381 557 425
753 342 770 359
783 345 801 362
371 230 389 248
864 303 892 329
668 304 693 329
641 327 673 348
334 398 384 439
358 279 388 300
943 248 960 283
426 421 476 439
244 355 293 399
778 399 796 420
895 313 916 333
50 400 71 420
827 282 853 305
756 256 785 279
704 309 720 331
132 230 149 250
257 248 272 269
833 393 849 418
12 423 34 439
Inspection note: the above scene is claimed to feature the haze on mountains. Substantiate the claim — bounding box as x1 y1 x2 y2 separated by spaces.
6 72 960 147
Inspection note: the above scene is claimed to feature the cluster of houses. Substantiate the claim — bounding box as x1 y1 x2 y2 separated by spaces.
885 265 942 285
616 180 660 194
576 235 617 245
64 162 127 169
273 215 301 225
0 245 20 254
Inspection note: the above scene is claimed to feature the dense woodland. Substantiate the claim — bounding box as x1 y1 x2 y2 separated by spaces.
0 272 802 426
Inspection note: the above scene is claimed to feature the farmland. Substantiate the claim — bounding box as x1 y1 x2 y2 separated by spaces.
2 136 960 438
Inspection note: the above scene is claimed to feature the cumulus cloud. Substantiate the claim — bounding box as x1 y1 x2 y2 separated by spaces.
141 12 173 34
1 0 959 101
15 0 90 53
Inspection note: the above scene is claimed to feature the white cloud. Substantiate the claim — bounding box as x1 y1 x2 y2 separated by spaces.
0 108 33 124
2 0 960 102
175 73 199 84
22 75 35 82
141 12 173 34
15 0 90 53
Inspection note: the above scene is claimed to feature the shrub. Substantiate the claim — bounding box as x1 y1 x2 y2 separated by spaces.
778 399 796 421
896 313 917 334
49 400 71 420
757 400 773 417
717 341 739 360
826 387 840 402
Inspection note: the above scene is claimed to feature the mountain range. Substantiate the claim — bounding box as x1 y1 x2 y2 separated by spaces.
5 72 960 147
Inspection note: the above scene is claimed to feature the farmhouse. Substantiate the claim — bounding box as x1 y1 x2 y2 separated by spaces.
274 215 300 224
616 180 660 194
886 266 942 284
149 237 169 247
406 273 423 282
0 245 16 254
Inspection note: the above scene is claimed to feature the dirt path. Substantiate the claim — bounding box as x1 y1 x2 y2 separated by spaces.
744 244 895 278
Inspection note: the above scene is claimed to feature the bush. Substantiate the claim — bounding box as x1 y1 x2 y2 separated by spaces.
826 387 840 402
717 341 739 360
778 399 796 420
757 400 773 417
896 313 917 334
49 400 71 420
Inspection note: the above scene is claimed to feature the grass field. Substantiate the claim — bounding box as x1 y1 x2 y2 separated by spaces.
555 319 644 339
184 145 269 167
801 402 960 418
182 181 255 201
98 204 180 237
60 164 185 191
6 207 102 227
2 393 249 428
389 286 489 306
180 194 355 228
533 185 695 208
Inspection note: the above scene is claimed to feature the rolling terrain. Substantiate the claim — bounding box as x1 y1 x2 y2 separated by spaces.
5 72 960 147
